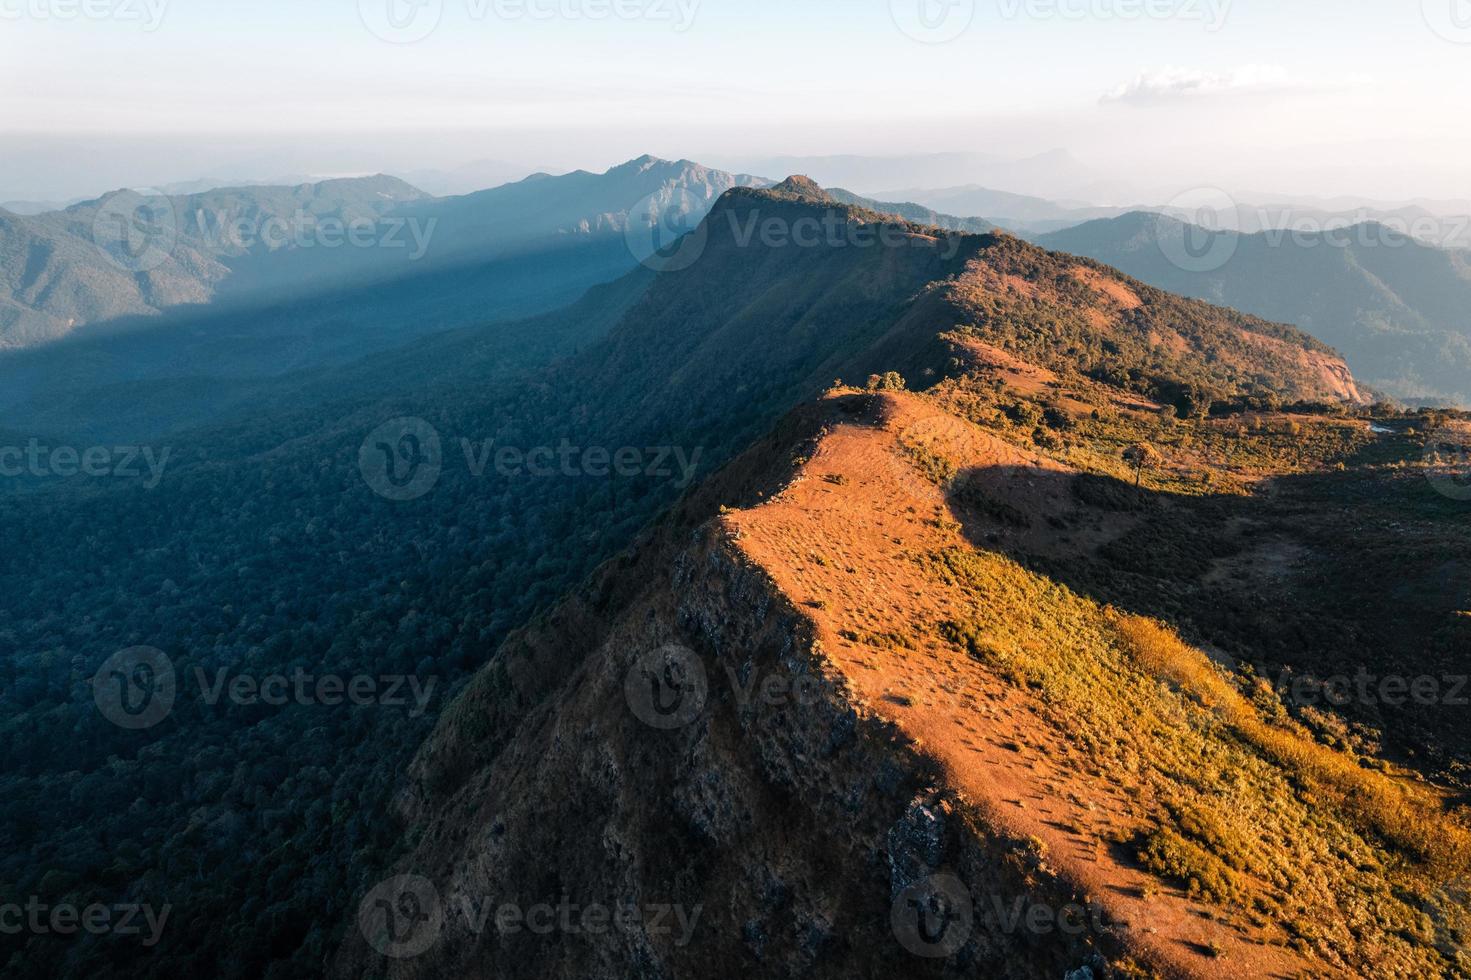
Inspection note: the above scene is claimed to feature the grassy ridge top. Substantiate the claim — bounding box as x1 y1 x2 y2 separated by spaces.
727 385 1470 977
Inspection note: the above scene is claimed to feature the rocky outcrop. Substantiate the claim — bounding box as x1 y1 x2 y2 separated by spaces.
1237 330 1368 404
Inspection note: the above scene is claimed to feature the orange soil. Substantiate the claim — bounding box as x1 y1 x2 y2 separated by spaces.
947 335 1163 419
1237 332 1366 404
1070 266 1144 310
1146 329 1192 356
951 258 1041 302
948 336 1063 398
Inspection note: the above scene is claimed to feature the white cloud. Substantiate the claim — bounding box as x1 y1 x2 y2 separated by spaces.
1101 65 1366 105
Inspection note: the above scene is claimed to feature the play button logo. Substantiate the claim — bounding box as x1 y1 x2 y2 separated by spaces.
1424 0 1471 43
891 0 975 43
360 0 443 43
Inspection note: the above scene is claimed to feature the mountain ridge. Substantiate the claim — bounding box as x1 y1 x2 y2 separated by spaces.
0 158 770 354
1041 211 1471 405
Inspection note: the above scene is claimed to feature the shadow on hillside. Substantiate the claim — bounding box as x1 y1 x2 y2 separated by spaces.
941 461 1471 795
0 239 640 443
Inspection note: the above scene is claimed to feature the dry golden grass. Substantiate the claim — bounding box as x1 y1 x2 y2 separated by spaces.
932 546 1470 975
1113 614 1471 873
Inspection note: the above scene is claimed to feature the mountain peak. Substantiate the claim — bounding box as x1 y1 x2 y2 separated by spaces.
770 175 831 202
613 154 676 175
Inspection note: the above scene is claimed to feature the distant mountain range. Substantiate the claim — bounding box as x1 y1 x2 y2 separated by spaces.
397 160 545 197
0 158 770 440
867 184 1125 233
390 155 767 267
5 154 1468 451
0 156 766 354
1040 212 1471 405
0 198 86 216
1214 202 1471 244
823 189 1000 234
861 185 1471 246
0 176 431 349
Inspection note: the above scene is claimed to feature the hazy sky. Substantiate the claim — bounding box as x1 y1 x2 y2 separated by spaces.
2 0 1469 202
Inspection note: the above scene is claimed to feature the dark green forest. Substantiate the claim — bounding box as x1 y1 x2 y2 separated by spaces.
1 278 670 977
